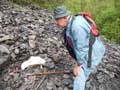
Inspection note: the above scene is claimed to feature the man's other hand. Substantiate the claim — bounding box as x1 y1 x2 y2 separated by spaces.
73 64 81 76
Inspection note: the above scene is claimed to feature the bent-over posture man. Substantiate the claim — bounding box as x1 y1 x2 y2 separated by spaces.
54 6 105 90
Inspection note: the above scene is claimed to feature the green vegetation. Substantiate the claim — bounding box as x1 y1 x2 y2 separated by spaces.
10 0 120 44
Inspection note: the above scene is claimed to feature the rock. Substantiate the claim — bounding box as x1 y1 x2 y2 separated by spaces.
51 53 60 64
29 35 36 40
0 45 10 65
0 11 3 22
64 87 69 90
45 61 55 69
105 78 120 90
29 40 36 48
58 87 63 90
63 74 70 79
14 48 19 54
0 81 7 90
13 73 19 81
99 84 106 90
68 84 73 89
10 52 16 61
46 81 54 90
54 79 62 87
4 87 12 90
28 35 36 48
3 74 10 81
63 79 72 86
19 43 28 49
0 0 7 5
0 35 14 43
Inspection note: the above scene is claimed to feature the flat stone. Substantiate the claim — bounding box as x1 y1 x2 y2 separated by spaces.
64 87 69 90
63 79 72 86
0 45 10 65
45 61 55 69
46 81 54 90
54 80 62 87
58 87 63 90
0 11 3 22
14 48 19 54
29 40 36 48
52 53 60 64
4 87 12 90
0 35 14 42
63 74 70 79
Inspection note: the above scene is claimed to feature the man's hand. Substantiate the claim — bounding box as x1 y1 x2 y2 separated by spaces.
73 64 81 76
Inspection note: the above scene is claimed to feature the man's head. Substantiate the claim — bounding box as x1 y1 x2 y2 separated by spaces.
54 6 70 28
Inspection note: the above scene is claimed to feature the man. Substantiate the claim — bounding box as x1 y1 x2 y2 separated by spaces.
54 6 105 90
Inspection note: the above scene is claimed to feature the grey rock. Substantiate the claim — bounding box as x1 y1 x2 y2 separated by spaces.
0 35 14 42
0 45 10 65
99 84 106 90
29 40 36 48
68 84 73 89
51 53 60 64
4 87 12 90
63 74 70 79
14 48 19 54
0 11 3 22
46 81 54 90
19 43 28 49
58 87 63 90
63 79 72 86
28 35 36 48
63 87 69 90
54 79 62 87
0 0 7 5
45 61 55 69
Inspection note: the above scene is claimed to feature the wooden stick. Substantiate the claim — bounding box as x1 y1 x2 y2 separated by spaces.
34 75 46 90
26 70 71 76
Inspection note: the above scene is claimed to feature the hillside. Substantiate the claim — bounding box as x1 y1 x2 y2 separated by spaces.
0 2 120 90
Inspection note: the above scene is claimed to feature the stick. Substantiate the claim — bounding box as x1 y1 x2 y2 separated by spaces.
26 70 71 76
34 75 46 90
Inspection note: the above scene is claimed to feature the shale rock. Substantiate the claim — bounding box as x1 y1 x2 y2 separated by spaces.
0 45 10 65
0 2 120 90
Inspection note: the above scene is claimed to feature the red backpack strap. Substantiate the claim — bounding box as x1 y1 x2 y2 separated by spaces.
70 13 99 68
81 12 99 37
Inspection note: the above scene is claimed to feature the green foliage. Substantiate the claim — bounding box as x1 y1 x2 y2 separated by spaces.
91 0 120 44
63 0 81 14
10 0 120 44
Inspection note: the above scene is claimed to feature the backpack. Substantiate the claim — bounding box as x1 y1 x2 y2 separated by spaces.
65 12 99 68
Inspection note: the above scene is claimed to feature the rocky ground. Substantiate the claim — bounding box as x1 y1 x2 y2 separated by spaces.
0 2 120 90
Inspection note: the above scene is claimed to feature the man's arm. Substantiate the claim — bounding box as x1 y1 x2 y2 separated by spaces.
72 24 90 66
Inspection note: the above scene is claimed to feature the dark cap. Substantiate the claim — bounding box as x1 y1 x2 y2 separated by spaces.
54 6 70 19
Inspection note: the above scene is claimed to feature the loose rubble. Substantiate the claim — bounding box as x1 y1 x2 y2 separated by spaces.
0 2 120 90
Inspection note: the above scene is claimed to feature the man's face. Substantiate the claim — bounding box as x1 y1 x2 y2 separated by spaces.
55 17 67 29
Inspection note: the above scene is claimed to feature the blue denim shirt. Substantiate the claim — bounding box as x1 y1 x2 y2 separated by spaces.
65 15 106 77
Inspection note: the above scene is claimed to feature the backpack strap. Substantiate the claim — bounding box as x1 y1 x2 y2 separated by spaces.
82 13 99 37
69 13 98 68
88 32 96 68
